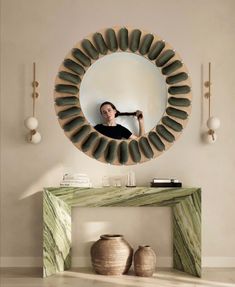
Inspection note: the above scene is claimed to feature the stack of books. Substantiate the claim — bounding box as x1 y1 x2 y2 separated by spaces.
150 178 182 187
60 173 92 188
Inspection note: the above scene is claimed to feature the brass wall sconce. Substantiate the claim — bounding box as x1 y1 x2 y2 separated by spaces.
24 62 42 144
204 62 220 143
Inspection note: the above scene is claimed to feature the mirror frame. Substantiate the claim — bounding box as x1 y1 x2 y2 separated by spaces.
54 27 192 165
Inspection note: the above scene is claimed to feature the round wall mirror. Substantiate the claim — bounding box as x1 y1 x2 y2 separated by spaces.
54 27 192 165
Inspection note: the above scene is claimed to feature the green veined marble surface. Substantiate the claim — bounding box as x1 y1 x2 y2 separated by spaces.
43 190 71 277
43 187 201 278
173 189 201 276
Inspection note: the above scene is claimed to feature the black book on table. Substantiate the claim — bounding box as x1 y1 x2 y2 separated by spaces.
150 182 182 187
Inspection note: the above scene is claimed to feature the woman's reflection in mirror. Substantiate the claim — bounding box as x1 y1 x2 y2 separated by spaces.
94 101 145 139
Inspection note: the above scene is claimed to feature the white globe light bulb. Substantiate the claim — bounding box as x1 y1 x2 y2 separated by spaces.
207 117 220 130
30 131 42 144
24 116 39 130
204 131 217 144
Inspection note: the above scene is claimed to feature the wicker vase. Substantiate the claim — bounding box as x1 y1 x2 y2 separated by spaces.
90 234 133 275
134 245 156 277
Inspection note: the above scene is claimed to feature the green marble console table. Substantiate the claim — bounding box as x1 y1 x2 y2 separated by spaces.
43 187 201 277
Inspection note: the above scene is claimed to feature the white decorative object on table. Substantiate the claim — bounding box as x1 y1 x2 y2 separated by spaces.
126 170 136 187
102 176 110 187
60 173 92 187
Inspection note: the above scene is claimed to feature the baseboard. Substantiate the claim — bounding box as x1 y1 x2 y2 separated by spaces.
0 257 42 267
1 257 235 268
202 257 235 267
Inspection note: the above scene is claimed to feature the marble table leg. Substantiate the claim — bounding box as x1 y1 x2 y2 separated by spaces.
173 188 201 277
43 190 72 277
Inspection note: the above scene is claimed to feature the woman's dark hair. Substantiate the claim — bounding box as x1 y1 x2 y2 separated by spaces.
100 101 142 118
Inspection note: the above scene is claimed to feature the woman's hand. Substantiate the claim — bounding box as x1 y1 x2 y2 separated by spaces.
135 110 145 137
129 110 145 139
135 110 144 121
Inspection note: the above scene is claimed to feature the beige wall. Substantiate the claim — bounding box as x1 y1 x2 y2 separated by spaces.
1 0 235 267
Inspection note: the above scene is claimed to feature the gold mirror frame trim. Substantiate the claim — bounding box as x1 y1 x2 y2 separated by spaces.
54 27 192 165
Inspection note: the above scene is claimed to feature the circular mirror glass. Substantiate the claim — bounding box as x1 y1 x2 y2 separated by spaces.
80 52 167 137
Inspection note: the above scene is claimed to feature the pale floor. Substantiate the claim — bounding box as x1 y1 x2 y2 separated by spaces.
1 267 235 287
